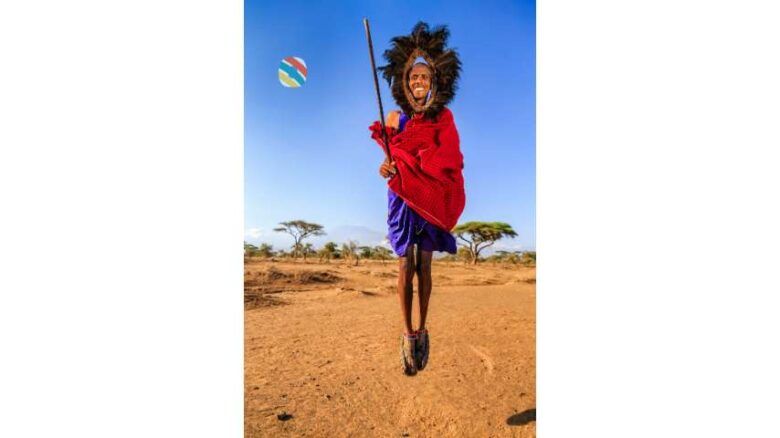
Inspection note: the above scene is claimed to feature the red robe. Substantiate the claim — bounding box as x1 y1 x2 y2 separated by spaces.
369 107 466 232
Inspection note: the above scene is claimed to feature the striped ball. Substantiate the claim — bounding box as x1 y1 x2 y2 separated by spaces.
278 56 307 88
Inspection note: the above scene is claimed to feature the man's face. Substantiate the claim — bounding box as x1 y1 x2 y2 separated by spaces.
408 63 432 102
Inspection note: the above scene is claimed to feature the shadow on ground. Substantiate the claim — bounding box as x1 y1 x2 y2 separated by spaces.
506 408 536 426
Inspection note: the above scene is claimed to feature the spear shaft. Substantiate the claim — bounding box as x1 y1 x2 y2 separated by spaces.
362 18 392 164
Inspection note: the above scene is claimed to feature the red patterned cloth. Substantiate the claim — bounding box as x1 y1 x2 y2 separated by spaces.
369 108 465 231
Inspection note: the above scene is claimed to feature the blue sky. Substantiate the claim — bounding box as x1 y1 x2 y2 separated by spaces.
245 0 535 253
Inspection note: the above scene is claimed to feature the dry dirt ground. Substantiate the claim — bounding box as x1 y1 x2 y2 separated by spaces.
245 258 536 437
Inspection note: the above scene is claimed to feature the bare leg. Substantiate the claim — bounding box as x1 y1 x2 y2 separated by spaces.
397 246 416 334
416 246 433 331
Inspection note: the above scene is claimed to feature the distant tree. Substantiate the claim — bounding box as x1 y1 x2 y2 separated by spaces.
341 241 360 266
452 222 518 265
493 250 509 262
318 241 340 263
457 246 472 264
358 246 375 260
273 220 325 259
491 250 523 264
302 243 316 261
257 243 274 258
485 252 504 264
325 242 340 258
521 251 536 267
372 246 394 264
439 253 459 264
244 242 259 257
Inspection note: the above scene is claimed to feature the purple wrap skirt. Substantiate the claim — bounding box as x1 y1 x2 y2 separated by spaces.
387 188 457 257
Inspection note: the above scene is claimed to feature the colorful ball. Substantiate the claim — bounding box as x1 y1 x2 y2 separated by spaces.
278 56 307 88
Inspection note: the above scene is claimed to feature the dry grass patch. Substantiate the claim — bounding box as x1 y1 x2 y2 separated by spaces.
244 293 287 310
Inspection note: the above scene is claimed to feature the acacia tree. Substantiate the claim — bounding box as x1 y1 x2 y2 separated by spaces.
372 246 394 264
452 222 518 265
358 246 374 260
318 241 340 263
491 250 523 264
256 243 274 258
273 220 325 260
244 242 259 257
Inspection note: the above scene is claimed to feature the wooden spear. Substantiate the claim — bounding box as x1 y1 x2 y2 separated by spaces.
362 18 393 164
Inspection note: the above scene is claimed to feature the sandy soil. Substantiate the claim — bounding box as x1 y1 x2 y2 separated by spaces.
245 258 536 437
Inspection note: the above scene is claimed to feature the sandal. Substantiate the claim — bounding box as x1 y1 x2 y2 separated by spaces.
400 333 418 376
414 328 429 371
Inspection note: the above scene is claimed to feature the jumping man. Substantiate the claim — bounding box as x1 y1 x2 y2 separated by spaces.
369 22 465 376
